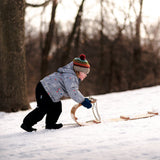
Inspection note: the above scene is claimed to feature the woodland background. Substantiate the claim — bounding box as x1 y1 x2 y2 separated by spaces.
0 0 160 112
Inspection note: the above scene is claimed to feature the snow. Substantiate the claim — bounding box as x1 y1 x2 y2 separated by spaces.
1 86 160 160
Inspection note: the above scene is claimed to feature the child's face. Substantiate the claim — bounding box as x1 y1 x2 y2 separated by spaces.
78 72 87 81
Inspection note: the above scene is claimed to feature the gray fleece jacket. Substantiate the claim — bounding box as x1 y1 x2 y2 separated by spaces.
40 62 85 103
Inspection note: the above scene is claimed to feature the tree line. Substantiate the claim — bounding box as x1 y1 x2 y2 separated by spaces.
0 0 160 112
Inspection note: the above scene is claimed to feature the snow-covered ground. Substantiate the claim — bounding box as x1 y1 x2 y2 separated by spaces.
1 86 160 160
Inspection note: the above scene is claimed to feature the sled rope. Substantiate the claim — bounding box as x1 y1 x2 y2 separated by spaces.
89 97 101 122
70 97 101 126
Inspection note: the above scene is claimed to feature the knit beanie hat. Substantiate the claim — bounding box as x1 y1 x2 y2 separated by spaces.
73 54 90 74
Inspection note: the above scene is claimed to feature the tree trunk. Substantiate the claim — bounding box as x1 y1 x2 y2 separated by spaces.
132 0 143 88
41 0 58 78
61 0 85 65
133 0 143 64
0 0 29 112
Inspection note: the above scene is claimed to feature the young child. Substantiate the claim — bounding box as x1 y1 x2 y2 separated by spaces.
21 54 92 132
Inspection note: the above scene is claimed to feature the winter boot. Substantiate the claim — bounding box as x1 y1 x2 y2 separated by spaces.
45 123 63 129
21 123 37 132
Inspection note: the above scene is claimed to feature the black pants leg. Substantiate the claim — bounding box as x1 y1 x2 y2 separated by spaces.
22 82 62 127
45 101 62 126
23 107 46 127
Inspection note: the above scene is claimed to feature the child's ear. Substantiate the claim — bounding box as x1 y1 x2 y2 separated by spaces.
75 71 80 76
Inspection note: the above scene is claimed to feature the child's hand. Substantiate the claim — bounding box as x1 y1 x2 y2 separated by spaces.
81 98 92 109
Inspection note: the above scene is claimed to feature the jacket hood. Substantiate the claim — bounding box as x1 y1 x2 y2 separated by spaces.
57 62 76 75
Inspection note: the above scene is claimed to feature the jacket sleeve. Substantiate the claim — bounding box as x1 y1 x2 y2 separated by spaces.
63 74 85 104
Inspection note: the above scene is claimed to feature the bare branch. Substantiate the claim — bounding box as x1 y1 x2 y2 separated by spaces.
25 0 51 8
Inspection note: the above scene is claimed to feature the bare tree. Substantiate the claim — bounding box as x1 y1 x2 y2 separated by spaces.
60 0 86 65
25 0 58 78
100 0 131 92
40 0 58 78
99 0 105 70
0 0 29 112
133 0 143 63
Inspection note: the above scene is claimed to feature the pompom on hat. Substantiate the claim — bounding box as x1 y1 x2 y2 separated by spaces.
73 54 90 74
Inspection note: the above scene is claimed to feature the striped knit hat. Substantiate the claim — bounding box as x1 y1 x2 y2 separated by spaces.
73 54 90 74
